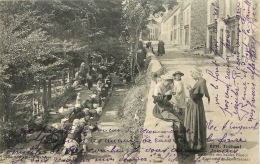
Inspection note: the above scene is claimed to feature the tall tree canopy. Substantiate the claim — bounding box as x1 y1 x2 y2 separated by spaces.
0 0 125 90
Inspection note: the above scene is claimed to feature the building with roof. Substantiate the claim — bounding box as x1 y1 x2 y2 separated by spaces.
207 0 239 55
161 5 181 44
160 0 207 49
206 0 259 61
171 6 182 45
182 0 207 49
146 23 161 41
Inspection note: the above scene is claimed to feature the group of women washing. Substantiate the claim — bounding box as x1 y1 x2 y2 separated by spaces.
64 66 113 154
44 63 113 157
152 66 210 153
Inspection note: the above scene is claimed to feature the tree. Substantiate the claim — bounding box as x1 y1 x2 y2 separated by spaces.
0 0 125 90
0 0 127 130
122 0 178 81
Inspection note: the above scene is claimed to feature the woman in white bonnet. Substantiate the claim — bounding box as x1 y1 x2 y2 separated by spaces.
185 66 210 152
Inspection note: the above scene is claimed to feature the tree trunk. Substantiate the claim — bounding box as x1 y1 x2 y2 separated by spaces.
85 53 89 73
130 45 134 83
42 80 47 114
0 87 11 122
62 70 65 85
47 79 51 109
32 84 36 116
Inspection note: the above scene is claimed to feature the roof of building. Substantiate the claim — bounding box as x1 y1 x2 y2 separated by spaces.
182 1 191 11
147 22 161 28
161 5 181 23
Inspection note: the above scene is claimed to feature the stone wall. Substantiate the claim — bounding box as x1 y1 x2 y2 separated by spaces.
136 50 178 164
190 0 207 49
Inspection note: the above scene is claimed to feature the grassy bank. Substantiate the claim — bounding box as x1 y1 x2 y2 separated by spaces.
116 70 150 164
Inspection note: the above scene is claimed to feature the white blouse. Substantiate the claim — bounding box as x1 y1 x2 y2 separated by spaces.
172 80 186 108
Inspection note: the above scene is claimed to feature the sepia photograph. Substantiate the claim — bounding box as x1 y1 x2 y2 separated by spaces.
0 0 259 163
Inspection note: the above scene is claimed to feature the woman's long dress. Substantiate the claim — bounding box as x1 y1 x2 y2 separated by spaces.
184 77 210 151
86 73 93 89
157 42 165 55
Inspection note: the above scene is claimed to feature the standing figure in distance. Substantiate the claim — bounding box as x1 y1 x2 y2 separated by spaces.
157 40 165 56
86 72 93 90
78 62 87 86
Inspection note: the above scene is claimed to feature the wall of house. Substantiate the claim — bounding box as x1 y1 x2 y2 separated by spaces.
161 20 171 44
147 25 160 41
158 28 161 40
206 0 259 61
206 0 218 54
160 22 167 43
171 8 182 45
190 0 207 49
182 5 191 49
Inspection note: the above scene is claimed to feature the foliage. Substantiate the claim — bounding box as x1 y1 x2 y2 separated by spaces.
0 0 125 150
122 0 178 80
0 0 125 90
0 0 179 152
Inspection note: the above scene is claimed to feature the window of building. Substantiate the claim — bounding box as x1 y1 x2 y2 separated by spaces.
174 16 177 25
174 29 177 39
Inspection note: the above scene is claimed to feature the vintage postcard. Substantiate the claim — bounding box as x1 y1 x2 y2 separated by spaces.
0 0 259 164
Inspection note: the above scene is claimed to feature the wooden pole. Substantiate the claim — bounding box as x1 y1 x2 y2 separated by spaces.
67 70 70 84
47 78 51 109
33 84 36 116
130 45 135 83
62 70 65 85
36 78 40 115
42 79 47 116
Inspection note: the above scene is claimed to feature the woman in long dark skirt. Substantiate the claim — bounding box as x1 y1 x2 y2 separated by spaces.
86 72 93 90
185 67 210 152
157 40 165 56
78 62 87 86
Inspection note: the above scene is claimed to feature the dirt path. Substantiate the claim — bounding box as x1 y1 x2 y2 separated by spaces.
75 86 130 163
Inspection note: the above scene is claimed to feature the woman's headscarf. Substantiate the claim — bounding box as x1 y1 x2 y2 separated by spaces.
191 66 203 77
191 67 210 102
80 62 85 68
